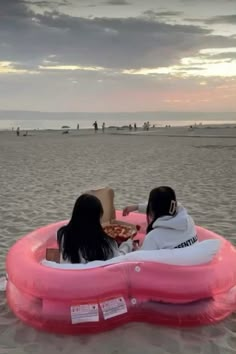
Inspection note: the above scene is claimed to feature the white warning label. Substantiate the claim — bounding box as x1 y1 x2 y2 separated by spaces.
70 304 99 324
100 297 128 320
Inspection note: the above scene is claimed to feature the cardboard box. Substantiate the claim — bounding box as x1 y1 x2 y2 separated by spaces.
87 187 137 243
45 188 138 262
46 248 60 263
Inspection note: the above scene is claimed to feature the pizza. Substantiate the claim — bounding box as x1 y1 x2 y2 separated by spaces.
103 224 136 244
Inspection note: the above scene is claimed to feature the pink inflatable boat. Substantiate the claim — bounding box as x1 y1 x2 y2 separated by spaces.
6 211 236 334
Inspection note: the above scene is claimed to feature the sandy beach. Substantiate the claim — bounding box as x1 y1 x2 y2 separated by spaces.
0 127 236 354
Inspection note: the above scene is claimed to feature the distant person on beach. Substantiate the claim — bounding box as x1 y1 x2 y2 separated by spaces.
16 127 20 136
134 123 137 131
93 121 98 133
57 194 133 264
77 124 80 130
143 122 150 130
102 122 105 133
129 124 132 131
123 186 198 251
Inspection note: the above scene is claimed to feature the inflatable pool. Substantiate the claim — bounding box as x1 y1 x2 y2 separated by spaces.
6 211 236 334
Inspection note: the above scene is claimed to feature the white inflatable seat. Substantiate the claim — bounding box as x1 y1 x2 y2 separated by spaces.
41 239 221 269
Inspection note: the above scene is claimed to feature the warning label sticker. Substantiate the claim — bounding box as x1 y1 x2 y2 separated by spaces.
100 297 128 320
70 304 99 324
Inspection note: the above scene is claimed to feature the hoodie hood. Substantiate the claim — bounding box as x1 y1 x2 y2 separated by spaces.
152 206 191 231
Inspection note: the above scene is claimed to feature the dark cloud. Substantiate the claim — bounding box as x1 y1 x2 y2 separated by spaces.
23 1 66 6
200 52 236 60
0 0 29 17
186 14 236 25
184 18 206 23
0 1 236 72
0 0 68 13
205 14 236 24
104 0 130 5
181 0 236 2
213 52 236 59
143 10 183 18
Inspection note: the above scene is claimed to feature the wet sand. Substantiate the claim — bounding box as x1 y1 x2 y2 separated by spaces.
0 128 236 353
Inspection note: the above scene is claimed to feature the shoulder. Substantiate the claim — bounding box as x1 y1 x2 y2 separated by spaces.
146 228 159 239
146 228 164 244
141 229 160 250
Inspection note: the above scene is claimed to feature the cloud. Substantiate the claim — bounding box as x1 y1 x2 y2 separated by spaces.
197 48 236 61
23 1 66 6
0 0 235 81
208 52 236 60
186 14 236 25
143 10 183 18
1 68 236 112
39 64 105 71
0 61 39 74
123 59 236 78
205 14 236 24
1 3 236 74
21 0 69 7
0 1 236 112
103 0 130 5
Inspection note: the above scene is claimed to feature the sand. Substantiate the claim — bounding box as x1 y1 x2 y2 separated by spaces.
0 127 236 353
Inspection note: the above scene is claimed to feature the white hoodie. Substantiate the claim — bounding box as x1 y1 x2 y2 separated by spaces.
138 203 198 250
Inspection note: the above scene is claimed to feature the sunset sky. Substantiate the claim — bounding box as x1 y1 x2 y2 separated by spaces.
0 0 236 112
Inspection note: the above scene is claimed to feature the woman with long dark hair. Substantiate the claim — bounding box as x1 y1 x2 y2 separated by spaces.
123 186 198 250
57 194 132 264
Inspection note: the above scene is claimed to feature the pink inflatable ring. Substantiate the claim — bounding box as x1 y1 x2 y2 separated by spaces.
6 211 236 334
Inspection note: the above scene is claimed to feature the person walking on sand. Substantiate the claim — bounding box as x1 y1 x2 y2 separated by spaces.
102 122 105 133
134 123 137 131
16 127 20 136
93 121 98 133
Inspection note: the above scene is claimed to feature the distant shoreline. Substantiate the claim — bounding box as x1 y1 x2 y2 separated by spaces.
1 123 236 139
1 122 236 132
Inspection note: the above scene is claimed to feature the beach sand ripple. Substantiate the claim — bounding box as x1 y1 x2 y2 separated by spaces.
0 131 235 353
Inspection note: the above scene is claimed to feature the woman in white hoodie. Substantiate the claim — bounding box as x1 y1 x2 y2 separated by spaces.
123 186 198 250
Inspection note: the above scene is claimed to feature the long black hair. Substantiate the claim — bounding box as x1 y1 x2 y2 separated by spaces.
57 194 116 263
146 186 177 233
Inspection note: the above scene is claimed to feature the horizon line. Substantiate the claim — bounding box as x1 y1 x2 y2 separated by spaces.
0 110 236 114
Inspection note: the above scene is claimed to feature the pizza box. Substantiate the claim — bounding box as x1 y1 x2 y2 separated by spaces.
86 187 137 243
46 188 138 261
46 248 60 263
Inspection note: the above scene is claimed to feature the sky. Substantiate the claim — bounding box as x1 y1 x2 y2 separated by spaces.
0 0 236 113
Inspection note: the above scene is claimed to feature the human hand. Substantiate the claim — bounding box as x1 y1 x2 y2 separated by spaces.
122 204 138 216
132 240 140 251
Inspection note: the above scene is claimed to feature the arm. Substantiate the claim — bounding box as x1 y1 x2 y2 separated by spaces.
138 202 148 213
118 239 133 255
123 202 147 216
110 239 133 257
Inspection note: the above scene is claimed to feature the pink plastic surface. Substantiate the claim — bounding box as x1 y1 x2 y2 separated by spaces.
6 211 236 334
